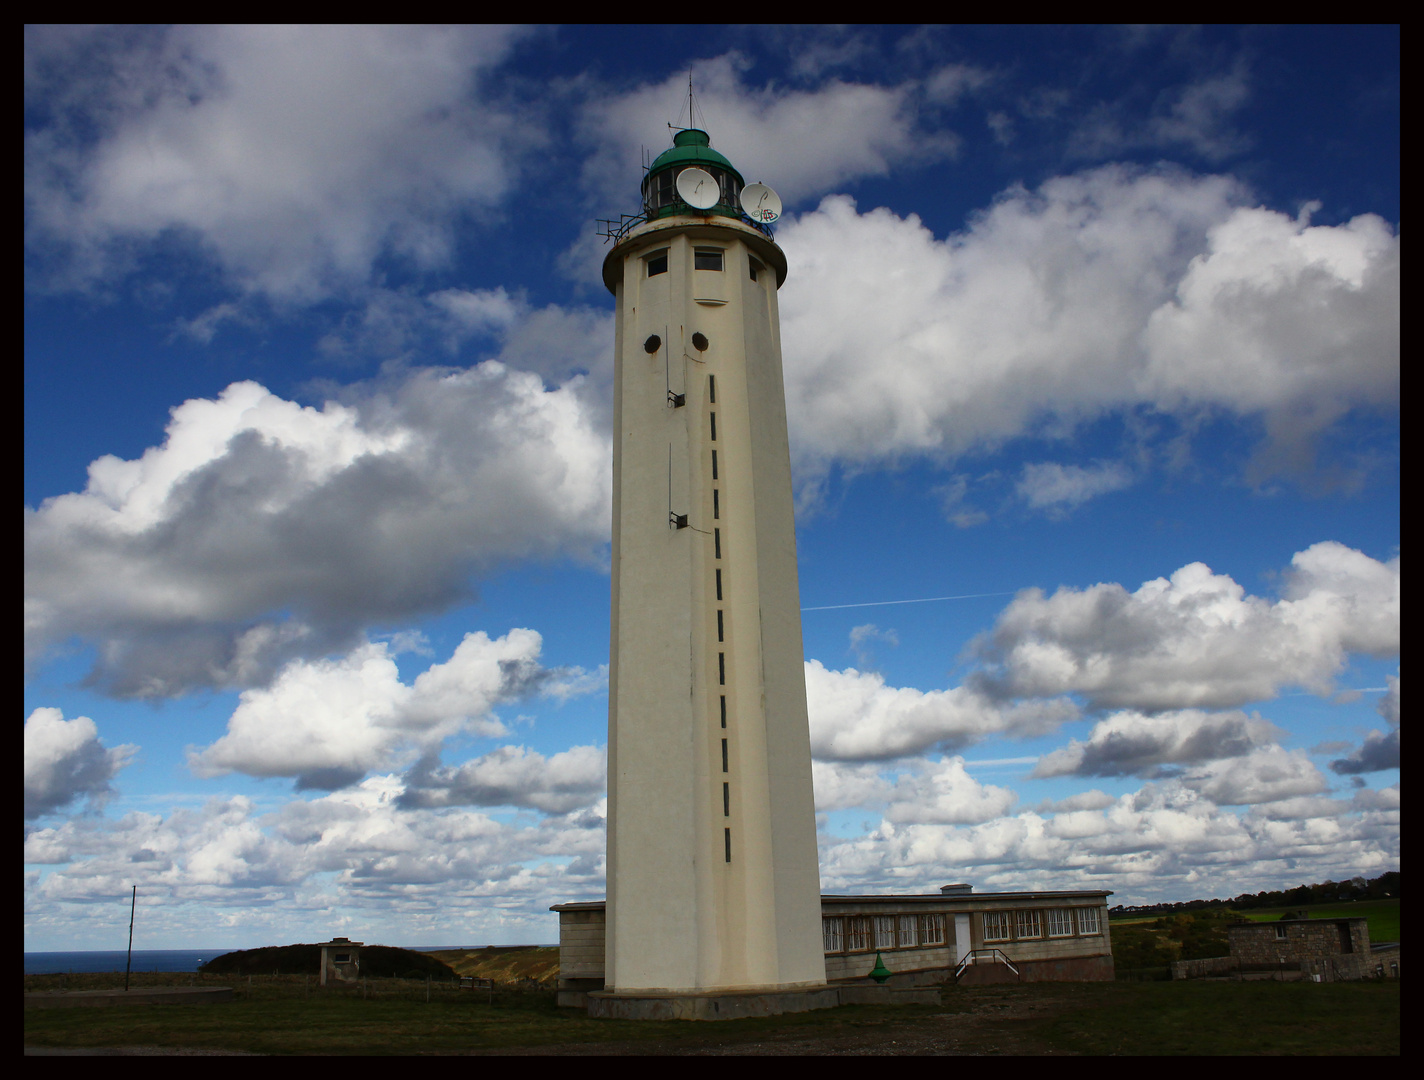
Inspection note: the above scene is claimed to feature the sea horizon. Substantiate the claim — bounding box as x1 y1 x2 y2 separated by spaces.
25 943 557 975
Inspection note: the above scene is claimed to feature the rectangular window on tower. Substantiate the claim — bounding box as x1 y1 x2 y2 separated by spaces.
711 449 718 480
717 609 724 641
719 695 726 727
708 375 716 403
749 257 764 282
713 488 720 519
715 568 723 599
646 249 668 277
694 248 724 271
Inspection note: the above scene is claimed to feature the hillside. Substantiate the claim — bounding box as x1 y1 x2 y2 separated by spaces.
419 945 560 987
201 944 457 980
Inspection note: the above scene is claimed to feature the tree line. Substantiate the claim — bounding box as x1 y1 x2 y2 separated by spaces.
1110 870 1399 917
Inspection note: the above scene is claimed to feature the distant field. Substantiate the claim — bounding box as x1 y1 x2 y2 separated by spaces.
1237 900 1399 943
24 974 1399 1055
420 945 559 986
1111 899 1399 942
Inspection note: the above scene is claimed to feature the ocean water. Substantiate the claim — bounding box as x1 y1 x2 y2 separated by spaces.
25 949 236 975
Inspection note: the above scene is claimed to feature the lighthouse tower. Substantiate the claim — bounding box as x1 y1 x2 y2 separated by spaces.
600 128 827 998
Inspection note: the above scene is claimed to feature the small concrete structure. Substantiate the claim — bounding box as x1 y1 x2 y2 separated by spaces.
317 937 362 986
1172 916 1401 981
554 885 1113 1013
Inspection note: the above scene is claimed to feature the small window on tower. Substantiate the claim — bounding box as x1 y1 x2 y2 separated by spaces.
694 248 724 271
646 249 668 277
749 257 764 282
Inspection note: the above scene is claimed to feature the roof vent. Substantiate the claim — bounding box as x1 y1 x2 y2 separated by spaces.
940 883 973 896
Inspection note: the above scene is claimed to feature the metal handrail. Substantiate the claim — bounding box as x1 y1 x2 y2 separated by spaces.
595 208 776 246
953 948 1021 981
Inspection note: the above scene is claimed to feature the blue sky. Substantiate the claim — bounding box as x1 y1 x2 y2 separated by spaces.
25 26 1398 951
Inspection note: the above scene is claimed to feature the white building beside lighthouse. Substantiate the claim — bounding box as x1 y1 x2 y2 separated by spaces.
595 127 827 1006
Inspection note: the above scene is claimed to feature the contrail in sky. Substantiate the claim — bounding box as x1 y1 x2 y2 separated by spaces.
801 591 1017 612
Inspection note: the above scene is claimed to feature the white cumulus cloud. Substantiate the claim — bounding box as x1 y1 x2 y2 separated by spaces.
1032 709 1284 778
24 708 137 821
398 744 607 814
776 168 1397 490
973 542 1399 711
26 25 531 301
189 629 593 789
805 659 1078 762
26 367 611 697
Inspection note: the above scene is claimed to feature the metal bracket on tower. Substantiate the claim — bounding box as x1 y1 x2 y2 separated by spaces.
668 444 687 529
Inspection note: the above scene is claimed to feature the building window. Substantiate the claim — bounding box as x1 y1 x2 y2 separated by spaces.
1076 907 1100 935
719 695 726 727
714 528 721 558
718 652 725 685
1046 909 1073 938
717 609 724 641
823 917 844 954
1016 910 1042 940
708 375 716 403
846 916 873 952
875 916 897 950
723 782 729 817
710 412 717 440
897 915 918 948
917 914 946 946
749 257 763 282
721 738 728 772
1275 924 1290 940
695 248 724 272
646 249 668 276
713 488 720 519
715 568 723 599
711 449 719 480
724 827 731 863
983 912 1011 943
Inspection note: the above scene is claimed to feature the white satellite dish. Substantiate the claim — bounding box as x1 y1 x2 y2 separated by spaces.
676 167 719 209
740 183 782 224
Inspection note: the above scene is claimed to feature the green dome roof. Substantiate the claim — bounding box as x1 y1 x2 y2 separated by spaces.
648 129 744 185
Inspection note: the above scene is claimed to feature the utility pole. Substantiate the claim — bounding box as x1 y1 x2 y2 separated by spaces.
124 885 136 991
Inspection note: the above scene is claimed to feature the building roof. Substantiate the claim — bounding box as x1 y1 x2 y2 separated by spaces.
551 890 1111 913
648 129 744 185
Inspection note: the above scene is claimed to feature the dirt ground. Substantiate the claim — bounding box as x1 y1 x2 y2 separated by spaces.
22 994 1064 1056
489 995 1065 1056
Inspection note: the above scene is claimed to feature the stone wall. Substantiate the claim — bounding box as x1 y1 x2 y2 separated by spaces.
1172 955 1238 980
1229 918 1369 966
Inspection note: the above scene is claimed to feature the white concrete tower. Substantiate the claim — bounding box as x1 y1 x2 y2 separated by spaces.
601 128 826 995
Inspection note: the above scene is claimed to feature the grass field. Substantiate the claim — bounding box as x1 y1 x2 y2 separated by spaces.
422 945 560 986
24 973 1399 1055
1111 899 1400 942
